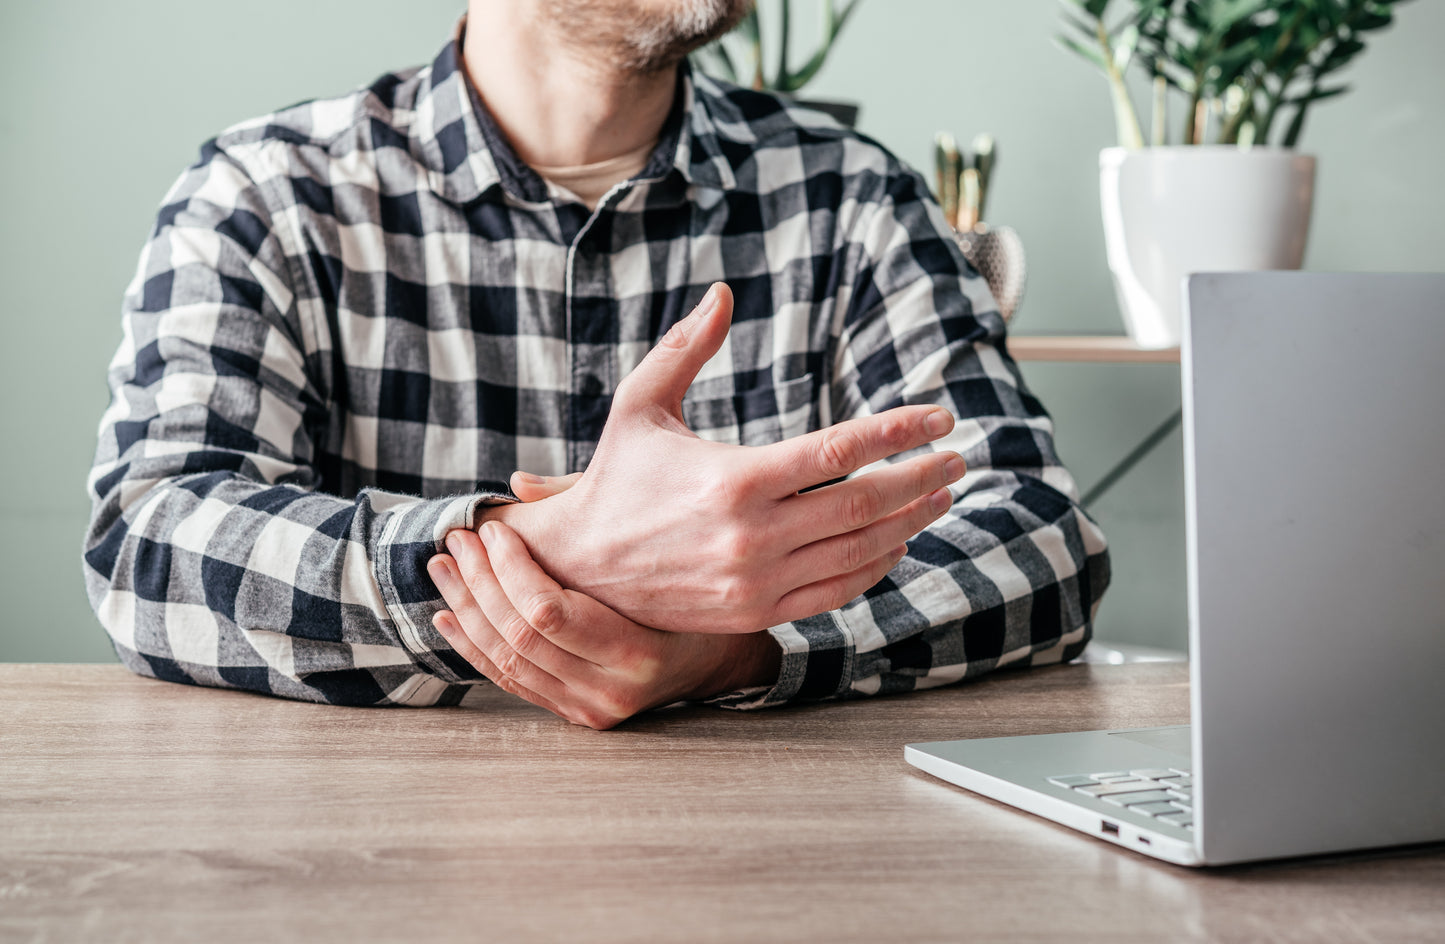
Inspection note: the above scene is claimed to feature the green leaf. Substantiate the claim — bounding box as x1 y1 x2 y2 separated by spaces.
832 0 864 39
737 9 760 45
1060 9 1104 40
783 47 828 91
1055 34 1109 70
776 0 792 88
1114 24 1141 71
1290 83 1352 103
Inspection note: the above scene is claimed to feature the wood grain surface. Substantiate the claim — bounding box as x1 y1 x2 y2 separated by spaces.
2 663 1441 943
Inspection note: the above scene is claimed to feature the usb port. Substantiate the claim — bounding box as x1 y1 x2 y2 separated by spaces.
1101 821 1120 836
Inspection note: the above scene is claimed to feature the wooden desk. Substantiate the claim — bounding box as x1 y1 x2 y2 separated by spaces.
3 664 1441 942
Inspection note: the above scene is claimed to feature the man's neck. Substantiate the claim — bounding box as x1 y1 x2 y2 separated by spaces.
463 0 677 169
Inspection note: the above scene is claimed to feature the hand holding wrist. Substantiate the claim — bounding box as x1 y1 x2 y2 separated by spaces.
429 521 782 728
479 282 964 636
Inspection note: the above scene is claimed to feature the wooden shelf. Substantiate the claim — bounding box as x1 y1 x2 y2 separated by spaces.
1008 335 1181 364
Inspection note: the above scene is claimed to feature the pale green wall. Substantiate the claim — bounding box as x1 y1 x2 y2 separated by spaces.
2 1 1440 662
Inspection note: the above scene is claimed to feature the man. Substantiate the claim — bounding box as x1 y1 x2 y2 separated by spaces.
84 0 1110 728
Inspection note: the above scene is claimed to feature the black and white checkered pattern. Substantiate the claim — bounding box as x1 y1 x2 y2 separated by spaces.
83 21 1110 708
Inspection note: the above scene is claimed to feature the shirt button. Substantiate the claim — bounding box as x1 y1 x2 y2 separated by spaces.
579 375 604 397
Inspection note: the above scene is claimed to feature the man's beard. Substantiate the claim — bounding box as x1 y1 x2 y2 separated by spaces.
543 0 753 75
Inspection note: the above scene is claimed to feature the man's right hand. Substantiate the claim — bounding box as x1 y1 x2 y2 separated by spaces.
486 282 966 636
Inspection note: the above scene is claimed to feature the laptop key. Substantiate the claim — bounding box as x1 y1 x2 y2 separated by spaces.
1076 780 1167 797
1131 801 1185 816
1158 811 1193 828
1102 790 1176 807
1088 771 1131 780
1047 775 1101 788
1128 769 1177 780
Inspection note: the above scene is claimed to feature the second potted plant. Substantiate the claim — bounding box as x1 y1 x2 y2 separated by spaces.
1059 0 1407 348
694 0 863 126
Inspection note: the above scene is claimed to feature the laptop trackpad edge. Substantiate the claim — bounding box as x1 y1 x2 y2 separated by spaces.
1107 724 1191 758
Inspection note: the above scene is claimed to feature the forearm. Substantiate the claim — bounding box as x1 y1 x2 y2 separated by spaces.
86 455 498 705
709 168 1111 708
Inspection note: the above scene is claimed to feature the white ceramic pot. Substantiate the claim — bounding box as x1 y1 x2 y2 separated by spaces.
1099 146 1316 349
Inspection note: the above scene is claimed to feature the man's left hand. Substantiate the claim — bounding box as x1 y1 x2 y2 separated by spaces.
427 522 783 729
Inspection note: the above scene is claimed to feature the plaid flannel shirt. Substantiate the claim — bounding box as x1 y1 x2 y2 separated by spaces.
84 22 1110 708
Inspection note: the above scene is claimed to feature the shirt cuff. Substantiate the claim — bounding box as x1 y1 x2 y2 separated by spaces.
704 611 853 710
371 488 515 683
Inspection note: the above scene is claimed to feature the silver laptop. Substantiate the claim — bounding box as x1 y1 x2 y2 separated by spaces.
906 272 1445 867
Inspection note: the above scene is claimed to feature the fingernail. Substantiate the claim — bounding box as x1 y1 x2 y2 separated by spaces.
445 531 462 554
513 471 544 485
926 410 953 437
478 521 497 546
432 611 452 636
944 455 966 481
929 487 952 514
693 283 721 318
428 557 454 591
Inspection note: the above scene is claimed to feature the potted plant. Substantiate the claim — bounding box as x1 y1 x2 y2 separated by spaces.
934 132 1028 323
1058 0 1408 348
694 0 863 126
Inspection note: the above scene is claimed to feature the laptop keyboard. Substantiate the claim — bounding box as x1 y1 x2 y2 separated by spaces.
1047 768 1194 829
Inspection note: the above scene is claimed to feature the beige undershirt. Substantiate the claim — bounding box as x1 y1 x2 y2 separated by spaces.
531 138 658 210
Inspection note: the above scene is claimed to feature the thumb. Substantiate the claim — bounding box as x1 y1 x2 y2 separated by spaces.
510 470 583 503
614 282 732 416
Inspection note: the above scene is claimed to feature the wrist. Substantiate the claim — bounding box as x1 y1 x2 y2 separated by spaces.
482 496 573 582
690 631 782 700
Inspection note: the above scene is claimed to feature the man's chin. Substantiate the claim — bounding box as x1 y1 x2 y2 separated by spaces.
550 0 753 76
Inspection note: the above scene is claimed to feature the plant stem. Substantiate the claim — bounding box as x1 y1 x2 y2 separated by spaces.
1096 21 1144 149
1183 65 1204 146
1151 74 1167 146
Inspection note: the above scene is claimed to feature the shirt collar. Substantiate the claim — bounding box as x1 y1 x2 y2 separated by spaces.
413 16 738 208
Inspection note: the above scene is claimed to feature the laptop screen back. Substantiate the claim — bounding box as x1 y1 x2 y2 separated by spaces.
1182 272 1445 864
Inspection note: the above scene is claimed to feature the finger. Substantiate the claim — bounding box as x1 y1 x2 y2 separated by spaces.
434 538 572 700
448 528 602 683
478 521 638 668
428 552 536 682
433 609 570 719
510 470 583 503
755 405 957 497
778 450 965 545
612 282 732 417
771 543 910 627
429 603 507 680
428 555 568 706
781 486 953 592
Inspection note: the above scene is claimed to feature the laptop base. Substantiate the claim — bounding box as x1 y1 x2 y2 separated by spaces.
906 727 1200 867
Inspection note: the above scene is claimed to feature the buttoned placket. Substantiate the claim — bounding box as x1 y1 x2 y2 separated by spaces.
559 175 678 473
559 198 607 474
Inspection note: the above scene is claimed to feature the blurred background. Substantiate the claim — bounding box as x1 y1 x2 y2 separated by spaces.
2 0 1440 662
